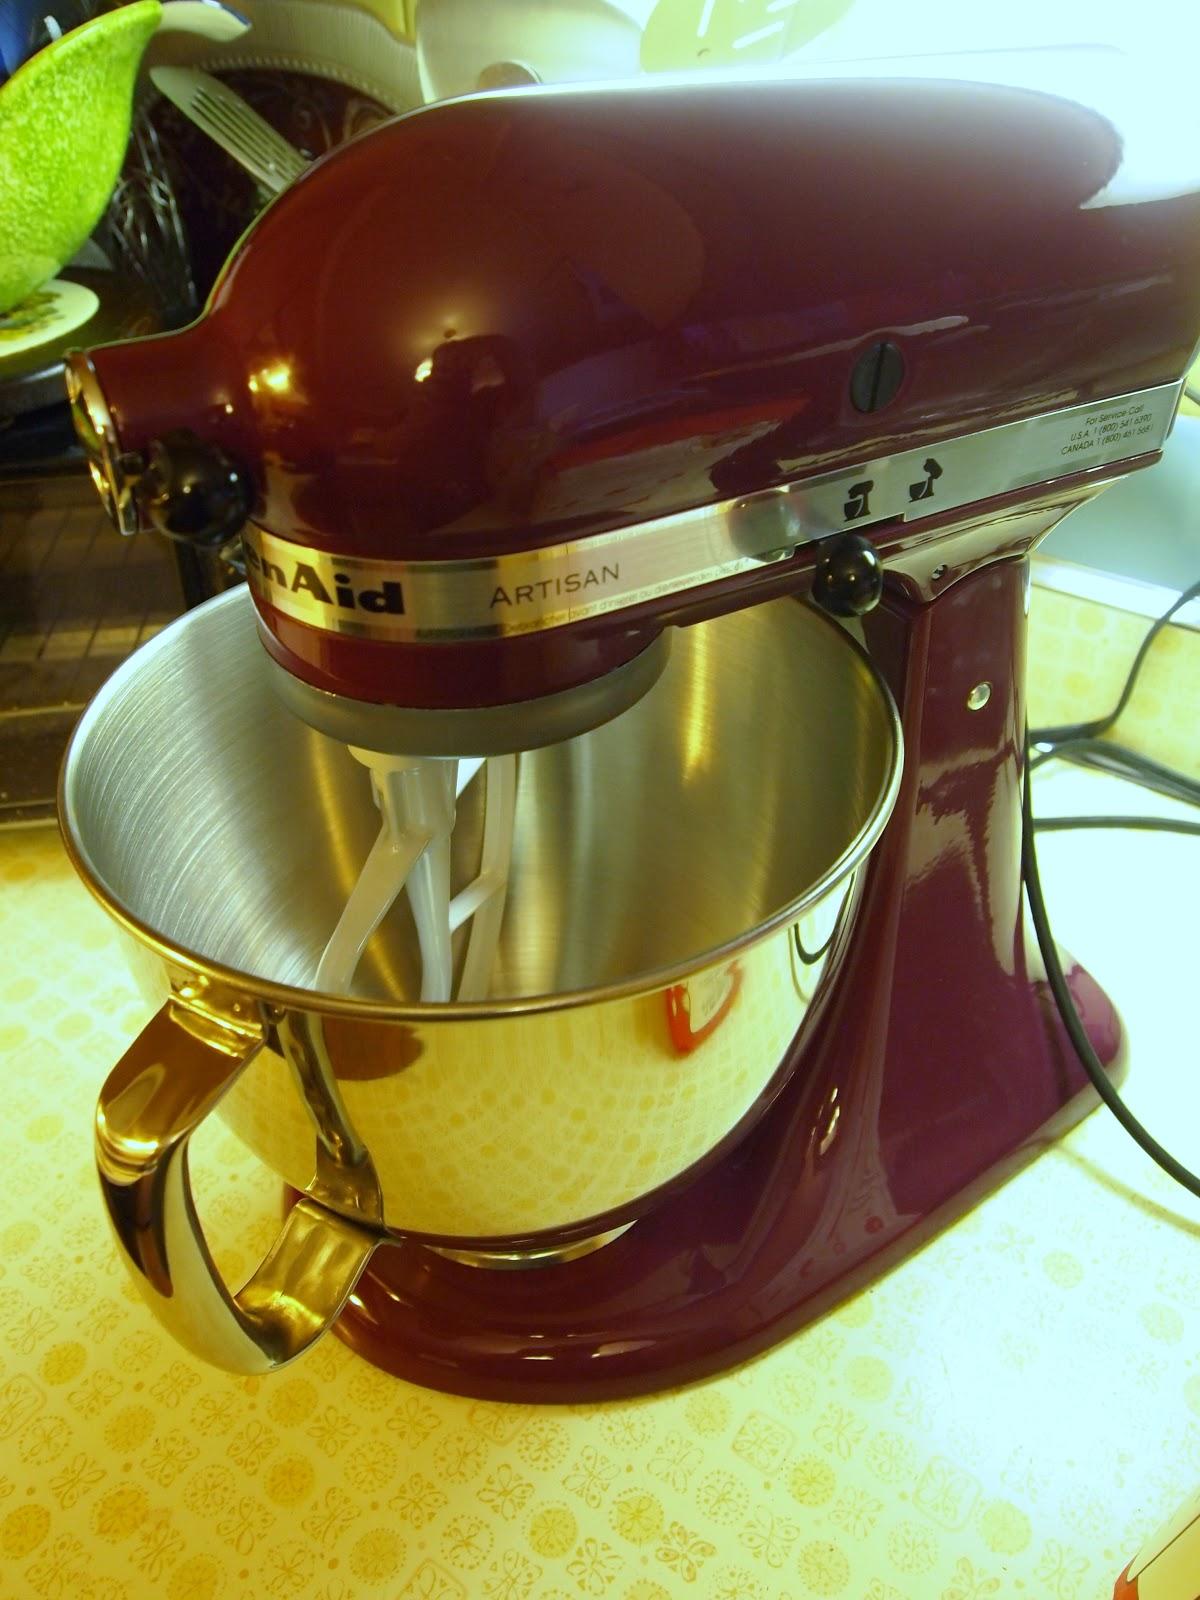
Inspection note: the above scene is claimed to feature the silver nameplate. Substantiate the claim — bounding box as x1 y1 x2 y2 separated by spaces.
242 381 1180 641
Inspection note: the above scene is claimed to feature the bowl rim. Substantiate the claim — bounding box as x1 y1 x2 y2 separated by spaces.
58 583 904 1020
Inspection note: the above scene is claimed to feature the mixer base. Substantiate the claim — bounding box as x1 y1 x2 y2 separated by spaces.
328 957 1121 1402
326 558 1125 1400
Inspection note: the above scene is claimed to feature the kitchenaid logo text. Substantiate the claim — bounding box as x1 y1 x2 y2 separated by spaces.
244 542 404 614
489 563 621 609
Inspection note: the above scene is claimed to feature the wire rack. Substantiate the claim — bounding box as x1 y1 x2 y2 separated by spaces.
0 474 186 824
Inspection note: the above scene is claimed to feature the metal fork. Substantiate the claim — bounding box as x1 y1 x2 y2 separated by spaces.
150 65 309 195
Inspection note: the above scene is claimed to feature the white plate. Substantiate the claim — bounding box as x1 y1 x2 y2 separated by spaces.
145 0 421 113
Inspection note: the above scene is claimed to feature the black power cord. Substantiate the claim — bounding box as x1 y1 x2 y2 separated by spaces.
1022 737 1200 1200
1023 571 1200 1198
1030 575 1200 746
1033 814 1200 840
1030 736 1200 809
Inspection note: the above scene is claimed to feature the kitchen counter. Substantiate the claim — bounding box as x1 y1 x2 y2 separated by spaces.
0 755 1197 1600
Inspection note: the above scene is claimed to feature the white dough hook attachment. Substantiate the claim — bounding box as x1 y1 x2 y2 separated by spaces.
315 749 515 1003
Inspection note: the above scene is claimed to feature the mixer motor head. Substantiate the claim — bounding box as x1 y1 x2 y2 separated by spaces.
67 59 1200 755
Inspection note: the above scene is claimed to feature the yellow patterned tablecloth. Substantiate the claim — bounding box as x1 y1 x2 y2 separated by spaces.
0 764 1198 1600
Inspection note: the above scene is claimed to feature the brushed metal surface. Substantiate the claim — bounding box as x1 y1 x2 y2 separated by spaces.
63 585 899 1006
240 382 1182 642
65 586 901 1243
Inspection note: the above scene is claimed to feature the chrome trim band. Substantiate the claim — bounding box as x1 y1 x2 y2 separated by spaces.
243 381 1181 642
65 351 141 538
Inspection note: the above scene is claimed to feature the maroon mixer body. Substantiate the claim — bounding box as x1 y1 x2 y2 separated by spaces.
67 65 1200 1396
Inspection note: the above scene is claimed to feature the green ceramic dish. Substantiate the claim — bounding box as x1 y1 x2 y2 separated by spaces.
0 0 162 314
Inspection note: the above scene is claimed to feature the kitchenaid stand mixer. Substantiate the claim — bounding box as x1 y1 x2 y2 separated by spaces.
61 59 1200 1395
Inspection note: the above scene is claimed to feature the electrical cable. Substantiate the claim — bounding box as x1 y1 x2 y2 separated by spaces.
1021 734 1200 1199
1022 568 1200 1198
1032 814 1200 839
1029 739 1200 807
1030 576 1200 747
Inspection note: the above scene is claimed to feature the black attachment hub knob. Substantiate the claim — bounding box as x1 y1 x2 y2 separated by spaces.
811 532 884 617
136 430 252 547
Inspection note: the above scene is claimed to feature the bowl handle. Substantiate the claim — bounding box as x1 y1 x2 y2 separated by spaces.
95 1001 381 1373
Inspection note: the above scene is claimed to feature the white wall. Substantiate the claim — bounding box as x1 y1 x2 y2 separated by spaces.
789 0 1199 59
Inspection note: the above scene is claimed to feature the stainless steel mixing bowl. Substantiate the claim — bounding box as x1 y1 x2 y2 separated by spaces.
61 585 901 1372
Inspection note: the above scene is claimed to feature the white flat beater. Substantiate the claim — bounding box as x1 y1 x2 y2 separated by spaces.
316 751 516 1002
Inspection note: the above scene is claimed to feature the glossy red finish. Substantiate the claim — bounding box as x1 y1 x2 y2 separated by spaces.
74 69 1185 1394
255 598 660 711
253 457 1149 708
82 73 1200 708
329 558 1125 1400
